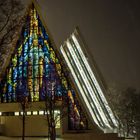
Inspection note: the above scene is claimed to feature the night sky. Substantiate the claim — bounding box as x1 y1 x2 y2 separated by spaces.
29 0 140 89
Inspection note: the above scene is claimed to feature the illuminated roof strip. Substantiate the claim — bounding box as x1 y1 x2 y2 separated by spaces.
63 46 104 128
69 38 114 125
81 83 104 127
63 46 105 127
62 44 106 128
60 45 101 128
71 34 118 127
66 40 111 128
72 34 110 104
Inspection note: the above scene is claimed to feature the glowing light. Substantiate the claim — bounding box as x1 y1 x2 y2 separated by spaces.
33 111 38 115
27 111 31 115
15 112 19 116
66 40 111 128
60 46 100 128
39 111 44 115
72 33 118 127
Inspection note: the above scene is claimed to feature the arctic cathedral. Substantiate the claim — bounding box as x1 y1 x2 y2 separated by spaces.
0 1 123 139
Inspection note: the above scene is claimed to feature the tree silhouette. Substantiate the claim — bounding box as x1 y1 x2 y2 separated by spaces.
42 73 68 140
0 0 25 73
107 85 140 139
16 79 29 140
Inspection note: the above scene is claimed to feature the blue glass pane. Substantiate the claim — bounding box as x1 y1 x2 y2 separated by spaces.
13 68 18 79
23 67 27 77
18 66 22 78
7 84 12 93
18 56 23 66
29 37 33 45
24 42 28 52
24 29 28 38
38 36 43 45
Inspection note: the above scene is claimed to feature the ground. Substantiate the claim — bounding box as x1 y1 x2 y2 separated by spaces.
0 136 63 140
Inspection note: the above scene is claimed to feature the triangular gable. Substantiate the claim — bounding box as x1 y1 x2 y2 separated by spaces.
0 3 88 130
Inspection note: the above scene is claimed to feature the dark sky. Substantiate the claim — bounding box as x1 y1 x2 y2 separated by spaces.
34 0 140 89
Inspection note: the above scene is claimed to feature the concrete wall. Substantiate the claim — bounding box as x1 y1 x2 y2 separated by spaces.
0 102 124 140
62 133 124 140
0 115 61 136
0 102 62 136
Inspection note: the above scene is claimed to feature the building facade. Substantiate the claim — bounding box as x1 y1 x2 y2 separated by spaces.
0 1 124 140
0 3 88 136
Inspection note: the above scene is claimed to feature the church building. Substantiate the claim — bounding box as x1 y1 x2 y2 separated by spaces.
0 1 124 140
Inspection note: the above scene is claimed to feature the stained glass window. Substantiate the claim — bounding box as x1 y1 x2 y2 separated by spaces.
0 4 88 130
